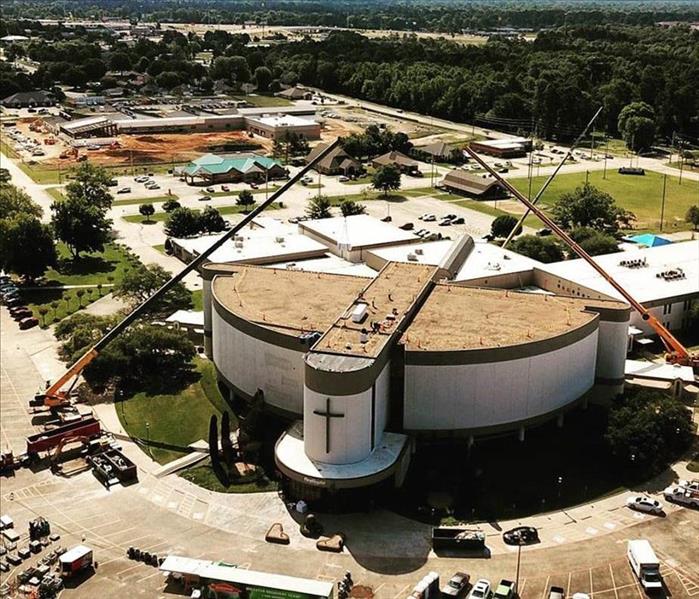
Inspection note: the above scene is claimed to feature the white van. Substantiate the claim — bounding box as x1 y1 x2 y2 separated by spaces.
627 540 662 592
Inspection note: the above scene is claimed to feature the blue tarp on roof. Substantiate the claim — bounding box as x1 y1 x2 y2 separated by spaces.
628 234 671 247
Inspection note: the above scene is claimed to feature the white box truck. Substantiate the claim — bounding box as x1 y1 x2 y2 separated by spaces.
627 540 662 592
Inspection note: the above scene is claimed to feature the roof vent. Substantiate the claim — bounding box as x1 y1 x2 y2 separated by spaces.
415 248 424 255
407 253 418 262
360 329 369 343
275 236 285 243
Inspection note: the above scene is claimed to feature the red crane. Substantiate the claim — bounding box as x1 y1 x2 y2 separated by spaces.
465 146 697 369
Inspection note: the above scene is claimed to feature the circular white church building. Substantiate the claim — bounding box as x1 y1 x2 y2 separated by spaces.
201 251 629 502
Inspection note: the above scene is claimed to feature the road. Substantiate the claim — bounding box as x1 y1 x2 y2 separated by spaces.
0 149 57 222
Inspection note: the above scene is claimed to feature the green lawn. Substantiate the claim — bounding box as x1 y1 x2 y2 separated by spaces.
180 463 278 494
23 242 136 326
46 187 65 202
233 94 292 107
509 170 699 232
113 194 178 207
123 203 276 224
117 358 233 464
198 185 280 198
191 289 203 311
688 455 699 473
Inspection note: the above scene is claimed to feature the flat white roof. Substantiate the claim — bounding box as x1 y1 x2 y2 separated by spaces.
300 215 416 250
247 114 317 127
173 223 328 264
539 240 699 304
625 360 695 383
276 421 408 480
160 556 334 597
365 238 538 280
61 116 112 131
165 310 204 327
475 137 530 149
267 254 378 277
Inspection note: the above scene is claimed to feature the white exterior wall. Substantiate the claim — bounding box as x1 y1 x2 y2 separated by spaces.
203 280 212 332
404 330 598 431
596 320 628 380
304 361 390 465
212 309 305 415
631 301 692 334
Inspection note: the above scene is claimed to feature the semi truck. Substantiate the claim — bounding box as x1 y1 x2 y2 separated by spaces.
25 416 101 457
627 540 662 592
431 527 486 552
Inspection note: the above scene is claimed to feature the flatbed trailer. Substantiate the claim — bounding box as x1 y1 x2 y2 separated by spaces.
25 416 101 456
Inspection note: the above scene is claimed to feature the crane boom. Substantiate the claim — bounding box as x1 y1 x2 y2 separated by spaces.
39 139 342 407
465 146 694 366
502 107 603 249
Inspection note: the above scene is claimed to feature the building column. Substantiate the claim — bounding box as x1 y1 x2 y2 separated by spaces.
518 427 526 442
557 413 565 428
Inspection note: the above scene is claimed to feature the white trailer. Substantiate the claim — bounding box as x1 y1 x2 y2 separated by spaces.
627 540 662 592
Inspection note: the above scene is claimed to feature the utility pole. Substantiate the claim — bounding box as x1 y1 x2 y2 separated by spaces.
603 136 609 180
659 173 667 232
515 543 523 596
590 131 595 160
585 170 589 185
678 139 685 186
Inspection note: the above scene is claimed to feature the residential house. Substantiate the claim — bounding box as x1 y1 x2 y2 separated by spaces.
305 143 361 176
440 169 507 199
371 150 419 174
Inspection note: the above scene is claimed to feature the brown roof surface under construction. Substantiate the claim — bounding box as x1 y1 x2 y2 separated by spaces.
312 262 437 358
402 285 626 351
212 265 370 337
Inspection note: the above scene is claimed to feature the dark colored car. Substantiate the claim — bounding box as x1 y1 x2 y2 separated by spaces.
503 526 539 546
381 215 392 222
6 297 24 308
399 222 414 230
19 317 39 330
452 217 465 225
12 309 33 321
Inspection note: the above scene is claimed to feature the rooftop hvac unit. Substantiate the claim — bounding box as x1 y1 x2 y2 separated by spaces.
234 240 243 248
286 262 297 270
275 236 285 243
407 253 418 262
351 303 368 323
415 248 424 255
360 329 369 344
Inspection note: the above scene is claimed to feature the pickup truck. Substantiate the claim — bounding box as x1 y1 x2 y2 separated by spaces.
664 485 699 508
493 580 517 599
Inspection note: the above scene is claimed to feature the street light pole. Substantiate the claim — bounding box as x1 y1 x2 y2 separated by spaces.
515 543 523 595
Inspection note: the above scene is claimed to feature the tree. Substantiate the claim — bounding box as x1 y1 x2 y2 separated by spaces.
552 183 624 232
114 262 192 314
685 205 699 231
200 206 227 233
0 168 11 184
109 52 132 73
139 203 155 223
254 66 272 92
340 199 367 217
618 102 656 152
165 207 202 238
372 165 401 196
509 235 564 263
163 199 181 212
65 162 114 211
221 411 233 468
55 313 118 364
306 195 333 219
0 184 42 219
570 227 619 257
236 189 255 212
38 306 49 326
605 389 693 471
0 214 57 281
51 195 112 258
490 214 522 238
82 325 196 390
76 288 86 308
156 71 181 89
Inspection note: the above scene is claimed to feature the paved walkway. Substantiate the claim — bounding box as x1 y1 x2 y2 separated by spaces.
0 149 56 221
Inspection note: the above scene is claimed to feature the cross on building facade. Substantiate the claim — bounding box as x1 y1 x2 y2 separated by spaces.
313 397 344 454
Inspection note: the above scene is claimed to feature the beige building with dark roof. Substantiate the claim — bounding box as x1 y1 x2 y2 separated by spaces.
441 168 507 198
305 143 361 176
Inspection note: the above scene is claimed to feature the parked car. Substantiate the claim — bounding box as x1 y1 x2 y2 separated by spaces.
625 495 664 515
452 217 465 225
443 214 457 220
206 187 215 193
147 183 160 190
19 317 39 330
11 308 32 320
439 218 453 226
199 195 212 202
503 526 539 546
493 580 516 599
468 579 491 599
5 297 24 308
117 187 131 194
134 176 148 183
221 185 230 192
441 572 470 597
548 586 565 599
250 182 259 189
536 228 552 236
338 176 350 182
399 222 414 230
420 213 436 222
106 179 118 187
381 215 393 222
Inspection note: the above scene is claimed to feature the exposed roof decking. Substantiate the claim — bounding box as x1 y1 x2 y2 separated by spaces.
212 266 370 337
311 262 438 359
403 285 627 352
